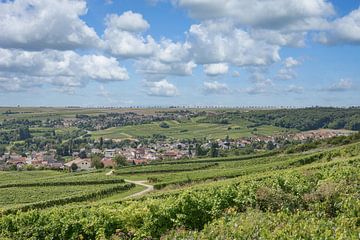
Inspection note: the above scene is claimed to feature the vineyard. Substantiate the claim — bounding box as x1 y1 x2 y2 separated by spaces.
0 142 359 239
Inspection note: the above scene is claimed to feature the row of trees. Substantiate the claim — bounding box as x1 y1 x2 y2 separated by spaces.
200 107 360 131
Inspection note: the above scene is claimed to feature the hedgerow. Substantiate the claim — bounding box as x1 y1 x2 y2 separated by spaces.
0 179 125 188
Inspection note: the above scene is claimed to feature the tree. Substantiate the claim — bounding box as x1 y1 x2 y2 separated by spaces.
113 154 128 167
0 145 5 157
91 154 104 169
266 141 276 150
224 135 230 149
78 150 87 159
210 142 219 157
99 137 104 150
159 122 170 128
19 127 31 140
219 118 229 124
195 144 206 156
70 163 78 172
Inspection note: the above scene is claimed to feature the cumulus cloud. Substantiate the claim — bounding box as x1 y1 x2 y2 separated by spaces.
136 59 196 79
232 71 241 78
188 20 281 66
284 57 300 68
156 40 191 63
250 29 307 47
104 31 156 58
104 11 157 58
144 79 179 97
277 68 297 80
203 63 229 76
105 11 150 32
323 79 353 92
0 48 128 92
0 0 100 50
286 85 304 93
246 79 274 95
174 0 334 29
316 7 360 45
247 67 269 83
134 39 195 78
276 57 301 80
202 81 230 95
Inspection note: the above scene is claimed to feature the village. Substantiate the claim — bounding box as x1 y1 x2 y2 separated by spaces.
0 128 353 171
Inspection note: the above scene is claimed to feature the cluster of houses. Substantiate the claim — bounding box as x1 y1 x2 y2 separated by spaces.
0 129 354 171
290 129 353 141
0 151 63 170
0 143 190 171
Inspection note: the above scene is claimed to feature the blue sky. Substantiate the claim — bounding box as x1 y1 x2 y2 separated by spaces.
0 0 359 107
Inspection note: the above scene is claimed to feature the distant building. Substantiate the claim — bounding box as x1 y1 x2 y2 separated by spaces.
64 158 92 171
101 158 115 168
6 154 27 166
163 150 184 160
91 148 102 154
130 159 148 165
104 149 116 158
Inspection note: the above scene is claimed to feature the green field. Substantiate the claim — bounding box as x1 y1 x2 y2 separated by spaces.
0 107 230 121
91 119 291 140
0 107 163 121
0 170 137 213
0 184 122 208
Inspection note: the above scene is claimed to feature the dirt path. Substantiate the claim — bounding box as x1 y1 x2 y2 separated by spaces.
123 180 154 199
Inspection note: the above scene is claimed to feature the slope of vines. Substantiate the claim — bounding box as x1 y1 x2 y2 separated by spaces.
0 143 358 240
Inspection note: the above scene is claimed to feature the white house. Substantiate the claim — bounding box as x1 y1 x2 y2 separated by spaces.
64 158 92 171
104 149 116 158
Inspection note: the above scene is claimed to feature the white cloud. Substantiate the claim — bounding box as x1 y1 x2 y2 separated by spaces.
156 39 191 63
277 68 296 81
203 63 229 76
286 85 304 93
316 8 360 45
81 55 129 81
144 79 179 97
203 81 229 95
104 12 156 58
105 11 150 32
105 31 157 58
134 38 195 78
136 59 196 78
284 57 300 68
323 79 353 92
188 20 281 66
0 48 128 92
0 0 100 50
175 0 334 29
246 79 274 95
232 71 241 78
276 57 300 80
250 29 307 47
0 75 42 92
247 67 269 83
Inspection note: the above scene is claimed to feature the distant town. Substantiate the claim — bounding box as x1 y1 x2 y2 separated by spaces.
0 128 353 171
